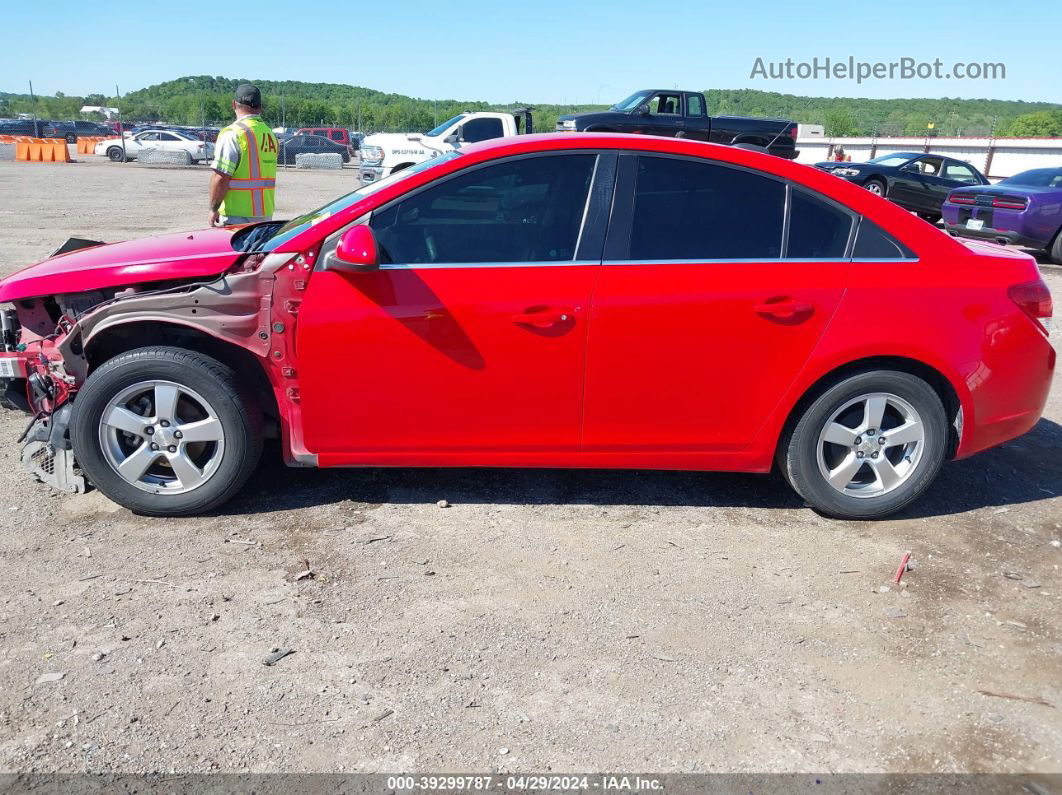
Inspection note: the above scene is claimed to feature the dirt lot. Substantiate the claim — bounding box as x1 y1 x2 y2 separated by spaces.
0 155 1059 775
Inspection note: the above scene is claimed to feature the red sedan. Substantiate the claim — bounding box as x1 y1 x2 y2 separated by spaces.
0 134 1054 519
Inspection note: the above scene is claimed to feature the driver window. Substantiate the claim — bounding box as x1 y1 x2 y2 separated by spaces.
649 93 681 115
369 154 596 265
917 157 943 176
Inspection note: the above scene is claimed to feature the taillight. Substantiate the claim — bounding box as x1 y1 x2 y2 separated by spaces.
949 194 976 205
788 125 798 139
1009 280 1053 333
992 196 1028 210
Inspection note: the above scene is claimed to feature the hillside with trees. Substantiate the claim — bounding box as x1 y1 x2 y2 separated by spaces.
2 78 1061 137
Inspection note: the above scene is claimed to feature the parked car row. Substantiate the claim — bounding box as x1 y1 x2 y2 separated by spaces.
293 127 363 156
277 133 352 164
0 118 114 142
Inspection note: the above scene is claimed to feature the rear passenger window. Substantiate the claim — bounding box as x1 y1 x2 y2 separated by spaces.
852 219 916 259
786 189 853 258
629 156 785 260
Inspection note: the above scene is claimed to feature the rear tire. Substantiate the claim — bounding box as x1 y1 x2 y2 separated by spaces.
779 370 947 519
71 347 263 516
1050 228 1062 265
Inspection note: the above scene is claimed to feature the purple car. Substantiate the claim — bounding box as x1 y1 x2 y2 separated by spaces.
943 167 1062 264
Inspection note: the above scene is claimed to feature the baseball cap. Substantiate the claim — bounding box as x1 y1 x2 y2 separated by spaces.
234 84 262 108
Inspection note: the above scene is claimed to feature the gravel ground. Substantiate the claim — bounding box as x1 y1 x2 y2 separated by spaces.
0 156 1059 774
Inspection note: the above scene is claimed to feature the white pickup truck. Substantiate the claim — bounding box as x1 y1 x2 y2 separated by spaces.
357 109 532 186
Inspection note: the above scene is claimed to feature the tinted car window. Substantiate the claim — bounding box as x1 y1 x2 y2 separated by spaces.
370 154 596 264
628 156 784 260
943 162 979 184
787 189 853 258
461 117 504 143
330 131 344 141
160 132 181 141
852 219 916 259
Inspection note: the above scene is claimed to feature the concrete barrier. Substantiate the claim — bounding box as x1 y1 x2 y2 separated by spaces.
0 143 14 161
295 152 343 170
137 148 193 167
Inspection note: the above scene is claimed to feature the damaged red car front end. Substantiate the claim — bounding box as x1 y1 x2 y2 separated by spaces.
0 224 318 497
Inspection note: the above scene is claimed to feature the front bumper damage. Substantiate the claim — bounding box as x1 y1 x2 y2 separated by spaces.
0 245 319 496
20 403 86 493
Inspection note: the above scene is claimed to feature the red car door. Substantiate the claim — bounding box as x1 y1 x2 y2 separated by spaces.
297 152 610 464
582 154 850 461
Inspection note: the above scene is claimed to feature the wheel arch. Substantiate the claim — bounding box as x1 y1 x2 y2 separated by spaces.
773 355 964 465
83 320 280 433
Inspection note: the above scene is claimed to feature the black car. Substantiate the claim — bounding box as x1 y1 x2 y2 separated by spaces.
0 119 63 138
557 89 799 160
815 152 990 221
278 134 350 165
0 119 111 142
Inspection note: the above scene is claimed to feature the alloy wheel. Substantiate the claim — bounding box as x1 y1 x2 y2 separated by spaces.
815 392 926 498
98 380 225 495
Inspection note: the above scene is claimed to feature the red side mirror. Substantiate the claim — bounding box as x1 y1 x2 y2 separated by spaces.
329 225 379 272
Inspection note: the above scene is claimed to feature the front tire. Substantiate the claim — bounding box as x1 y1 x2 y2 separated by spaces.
71 347 263 516
780 370 947 519
106 146 126 162
864 178 887 197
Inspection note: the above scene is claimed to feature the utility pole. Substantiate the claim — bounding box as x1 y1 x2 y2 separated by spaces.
28 80 39 136
116 84 126 162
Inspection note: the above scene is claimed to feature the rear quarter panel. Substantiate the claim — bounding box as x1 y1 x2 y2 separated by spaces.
749 246 1054 464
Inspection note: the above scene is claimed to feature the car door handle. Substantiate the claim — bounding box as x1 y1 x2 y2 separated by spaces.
754 297 814 321
512 306 575 328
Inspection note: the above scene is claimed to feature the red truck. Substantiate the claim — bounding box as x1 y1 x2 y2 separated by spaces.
0 133 1052 519
294 126 359 156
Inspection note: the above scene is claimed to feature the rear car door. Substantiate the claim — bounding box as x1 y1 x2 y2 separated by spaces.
583 154 850 457
297 152 614 461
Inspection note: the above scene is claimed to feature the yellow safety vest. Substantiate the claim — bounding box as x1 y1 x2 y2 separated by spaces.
218 117 278 219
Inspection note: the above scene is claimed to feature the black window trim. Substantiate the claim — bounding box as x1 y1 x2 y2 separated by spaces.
322 150 618 270
602 151 918 264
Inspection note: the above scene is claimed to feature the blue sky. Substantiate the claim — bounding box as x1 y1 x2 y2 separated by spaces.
4 0 1060 104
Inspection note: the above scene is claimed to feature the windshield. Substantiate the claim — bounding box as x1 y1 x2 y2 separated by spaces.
610 91 652 112
426 114 465 137
260 152 463 252
866 154 915 167
1000 168 1062 188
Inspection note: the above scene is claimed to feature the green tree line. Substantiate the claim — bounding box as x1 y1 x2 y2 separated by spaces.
2 78 1061 137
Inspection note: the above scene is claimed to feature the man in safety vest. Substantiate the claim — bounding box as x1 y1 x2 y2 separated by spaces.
209 84 279 226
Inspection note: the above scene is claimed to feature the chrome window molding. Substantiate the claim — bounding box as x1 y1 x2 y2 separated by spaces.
379 259 601 270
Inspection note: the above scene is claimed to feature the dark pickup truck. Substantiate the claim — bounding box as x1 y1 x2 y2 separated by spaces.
557 89 799 159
